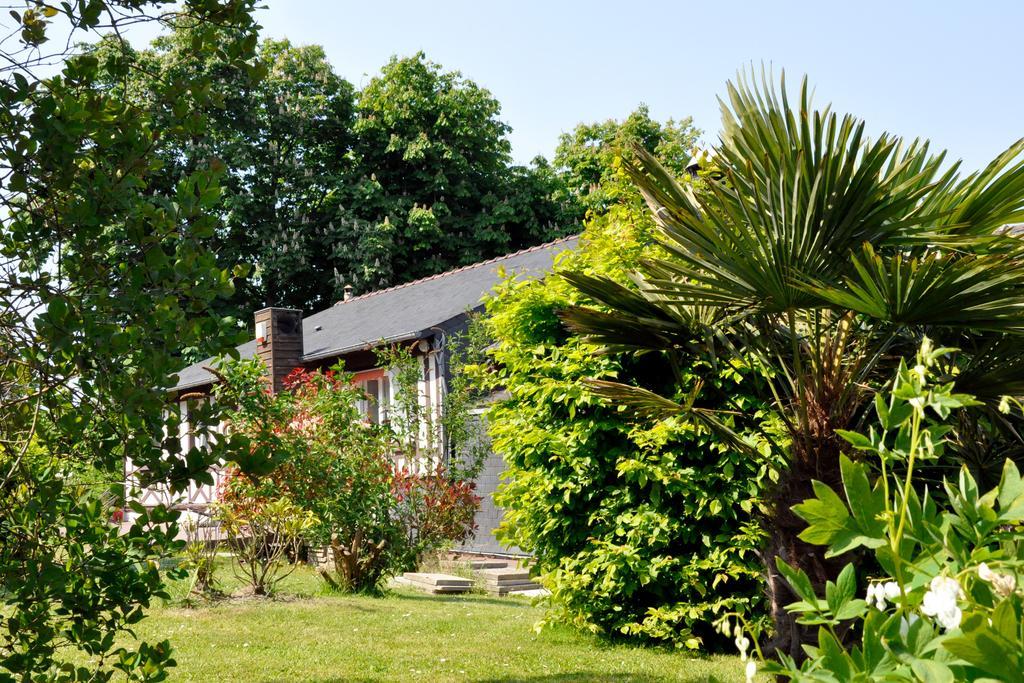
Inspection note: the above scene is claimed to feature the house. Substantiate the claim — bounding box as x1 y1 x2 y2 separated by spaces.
130 235 578 555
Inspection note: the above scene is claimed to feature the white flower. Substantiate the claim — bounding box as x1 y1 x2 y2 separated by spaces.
865 583 878 606
866 581 899 610
978 562 1017 597
921 575 964 630
735 634 750 661
745 660 757 683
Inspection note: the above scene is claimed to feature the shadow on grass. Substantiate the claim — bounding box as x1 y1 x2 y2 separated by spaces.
384 589 533 610
303 676 727 683
472 675 726 683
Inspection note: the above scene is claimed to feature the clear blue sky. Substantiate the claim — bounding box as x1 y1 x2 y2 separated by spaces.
247 1 1022 172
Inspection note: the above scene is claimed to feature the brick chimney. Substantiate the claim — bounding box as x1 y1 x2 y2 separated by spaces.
253 307 303 394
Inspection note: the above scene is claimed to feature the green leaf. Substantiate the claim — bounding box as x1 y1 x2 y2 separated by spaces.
825 563 857 616
836 429 874 451
776 557 817 604
943 621 1024 682
997 458 1024 521
793 480 850 546
839 454 886 540
911 659 954 683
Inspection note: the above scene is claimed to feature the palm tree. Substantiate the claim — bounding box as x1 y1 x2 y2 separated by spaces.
560 72 1024 656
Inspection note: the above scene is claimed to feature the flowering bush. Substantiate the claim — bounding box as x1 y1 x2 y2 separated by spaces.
727 340 1024 681
216 359 482 592
392 464 480 560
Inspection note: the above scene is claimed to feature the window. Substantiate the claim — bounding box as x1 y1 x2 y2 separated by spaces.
355 369 389 425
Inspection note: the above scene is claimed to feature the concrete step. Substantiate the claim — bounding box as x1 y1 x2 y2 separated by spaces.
466 559 510 570
400 572 474 594
440 558 508 571
507 587 551 598
491 583 542 596
476 568 532 582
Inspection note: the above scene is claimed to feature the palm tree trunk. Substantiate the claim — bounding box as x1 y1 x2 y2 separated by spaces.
761 458 848 660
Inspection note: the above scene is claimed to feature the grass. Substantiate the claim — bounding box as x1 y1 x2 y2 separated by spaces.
106 564 750 682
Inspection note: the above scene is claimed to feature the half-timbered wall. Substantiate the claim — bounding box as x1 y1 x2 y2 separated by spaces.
125 397 226 524
129 348 449 517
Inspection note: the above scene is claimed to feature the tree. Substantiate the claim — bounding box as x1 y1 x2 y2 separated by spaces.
98 30 360 318
109 44 578 317
0 2 265 678
351 53 577 289
552 104 698 216
561 73 1024 657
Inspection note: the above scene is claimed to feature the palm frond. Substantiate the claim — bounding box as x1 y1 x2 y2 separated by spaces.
802 243 1024 331
953 336 1024 399
583 379 761 458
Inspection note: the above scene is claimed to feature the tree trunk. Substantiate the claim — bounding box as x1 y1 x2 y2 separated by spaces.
761 459 848 660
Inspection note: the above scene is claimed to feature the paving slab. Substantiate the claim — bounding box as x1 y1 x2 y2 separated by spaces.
399 572 474 594
403 573 474 587
477 568 532 582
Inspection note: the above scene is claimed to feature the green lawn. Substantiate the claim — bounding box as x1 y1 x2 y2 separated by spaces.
109 565 749 682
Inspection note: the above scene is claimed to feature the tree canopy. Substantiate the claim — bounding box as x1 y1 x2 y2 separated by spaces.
107 39 579 318
0 1 270 678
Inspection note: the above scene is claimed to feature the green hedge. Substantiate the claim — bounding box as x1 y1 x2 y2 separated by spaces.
474 168 780 649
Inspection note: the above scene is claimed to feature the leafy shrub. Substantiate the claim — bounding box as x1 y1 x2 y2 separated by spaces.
215 482 318 596
179 514 222 603
735 340 1024 681
474 161 780 648
216 359 482 593
2 472 181 679
392 464 480 561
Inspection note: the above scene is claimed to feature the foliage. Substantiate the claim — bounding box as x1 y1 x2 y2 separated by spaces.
392 464 480 558
0 2 265 680
215 490 317 597
552 104 698 216
216 359 481 592
438 323 495 482
179 515 223 603
215 362 401 592
96 29 357 318
105 40 578 318
373 340 489 481
373 343 483 557
561 71 1024 655
474 110 779 649
352 53 578 281
2 475 181 681
728 341 1024 681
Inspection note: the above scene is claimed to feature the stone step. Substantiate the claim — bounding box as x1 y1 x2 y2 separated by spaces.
391 575 470 595
476 567 532 582
403 572 474 588
507 587 550 598
400 573 474 594
485 582 540 592
467 559 510 570
491 583 542 596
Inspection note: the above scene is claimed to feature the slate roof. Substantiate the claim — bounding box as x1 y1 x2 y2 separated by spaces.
172 235 579 392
